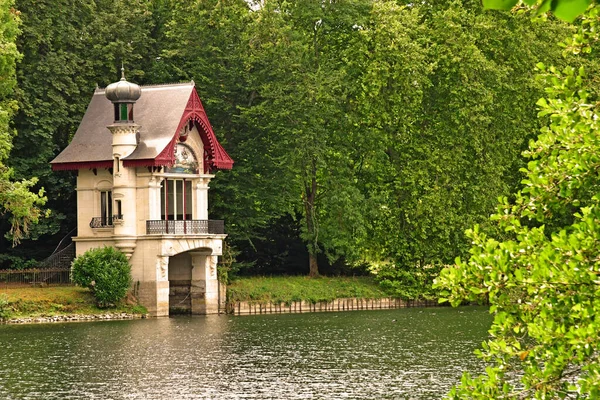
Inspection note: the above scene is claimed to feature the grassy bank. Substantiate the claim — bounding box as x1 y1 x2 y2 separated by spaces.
227 276 394 304
0 286 146 320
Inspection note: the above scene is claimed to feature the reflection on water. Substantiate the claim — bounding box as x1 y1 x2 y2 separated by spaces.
0 306 491 399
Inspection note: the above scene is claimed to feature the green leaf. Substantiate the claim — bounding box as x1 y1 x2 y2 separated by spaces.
482 0 519 10
551 0 591 22
537 0 553 14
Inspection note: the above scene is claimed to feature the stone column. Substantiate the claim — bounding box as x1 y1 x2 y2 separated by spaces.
190 250 219 314
137 254 170 317
194 177 211 220
148 176 163 220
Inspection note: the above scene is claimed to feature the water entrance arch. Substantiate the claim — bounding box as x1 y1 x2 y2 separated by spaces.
167 247 220 315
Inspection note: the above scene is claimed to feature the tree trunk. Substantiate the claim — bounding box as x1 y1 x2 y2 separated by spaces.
308 252 319 277
304 158 319 277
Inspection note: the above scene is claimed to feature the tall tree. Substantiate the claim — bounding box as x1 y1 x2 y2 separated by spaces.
1 0 155 265
435 4 600 398
154 0 282 274
0 0 46 247
239 0 430 276
362 0 572 272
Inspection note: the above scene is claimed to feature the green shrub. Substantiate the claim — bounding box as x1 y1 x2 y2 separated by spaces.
71 247 132 308
0 293 12 320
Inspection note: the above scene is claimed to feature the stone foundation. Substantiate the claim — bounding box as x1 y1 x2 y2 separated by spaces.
228 298 441 316
137 280 170 317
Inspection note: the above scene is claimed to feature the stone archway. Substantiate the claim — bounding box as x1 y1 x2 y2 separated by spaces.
166 247 218 315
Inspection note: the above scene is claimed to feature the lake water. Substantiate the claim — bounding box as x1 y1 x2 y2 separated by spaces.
0 306 491 399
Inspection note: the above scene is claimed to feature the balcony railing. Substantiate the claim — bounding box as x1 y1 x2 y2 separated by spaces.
89 215 123 228
146 220 225 235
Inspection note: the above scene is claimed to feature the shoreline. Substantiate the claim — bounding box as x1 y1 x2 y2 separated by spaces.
0 297 446 325
3 312 148 325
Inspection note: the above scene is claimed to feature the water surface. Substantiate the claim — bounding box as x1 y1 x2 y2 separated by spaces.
0 306 491 399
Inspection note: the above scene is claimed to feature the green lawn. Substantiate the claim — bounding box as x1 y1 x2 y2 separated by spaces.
227 275 394 304
0 286 146 319
1 277 391 319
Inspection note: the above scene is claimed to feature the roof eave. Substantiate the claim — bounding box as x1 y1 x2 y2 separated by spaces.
51 160 113 171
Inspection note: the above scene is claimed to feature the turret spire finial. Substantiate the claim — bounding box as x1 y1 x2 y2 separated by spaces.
105 64 141 104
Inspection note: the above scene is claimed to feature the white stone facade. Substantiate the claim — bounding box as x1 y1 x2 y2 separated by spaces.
52 81 233 317
74 122 225 316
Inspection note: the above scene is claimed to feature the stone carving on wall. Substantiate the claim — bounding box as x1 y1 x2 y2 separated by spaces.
157 255 169 280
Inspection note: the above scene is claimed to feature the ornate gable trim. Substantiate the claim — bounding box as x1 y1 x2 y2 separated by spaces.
123 87 233 171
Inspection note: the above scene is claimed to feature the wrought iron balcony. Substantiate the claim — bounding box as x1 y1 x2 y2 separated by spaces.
146 220 225 235
89 215 123 228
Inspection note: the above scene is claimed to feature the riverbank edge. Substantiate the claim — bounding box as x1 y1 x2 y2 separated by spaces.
3 312 148 324
227 297 442 315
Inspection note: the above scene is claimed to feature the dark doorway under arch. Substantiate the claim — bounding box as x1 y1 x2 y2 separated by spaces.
168 252 193 314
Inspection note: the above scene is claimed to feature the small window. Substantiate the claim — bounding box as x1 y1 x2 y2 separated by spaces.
120 104 128 120
100 191 112 226
115 200 122 219
114 103 133 122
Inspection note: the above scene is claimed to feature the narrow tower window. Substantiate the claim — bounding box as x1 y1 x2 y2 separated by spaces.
115 200 122 219
100 191 112 226
120 104 128 120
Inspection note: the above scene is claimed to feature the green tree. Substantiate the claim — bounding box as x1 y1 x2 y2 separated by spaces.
362 0 571 273
164 0 570 279
1 0 155 264
484 0 592 22
154 0 284 275
0 0 46 246
237 0 432 276
435 5 600 398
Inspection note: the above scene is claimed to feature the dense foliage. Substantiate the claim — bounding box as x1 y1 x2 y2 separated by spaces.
435 4 600 398
0 0 46 247
0 0 577 281
71 247 132 308
375 263 441 300
0 0 156 263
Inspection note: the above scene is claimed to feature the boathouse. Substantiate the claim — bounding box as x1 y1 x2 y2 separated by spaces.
50 71 233 316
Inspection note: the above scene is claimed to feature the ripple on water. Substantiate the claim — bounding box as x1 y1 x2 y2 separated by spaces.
0 306 491 399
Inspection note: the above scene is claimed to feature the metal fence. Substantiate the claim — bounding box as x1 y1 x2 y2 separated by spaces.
0 242 74 286
0 267 71 286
